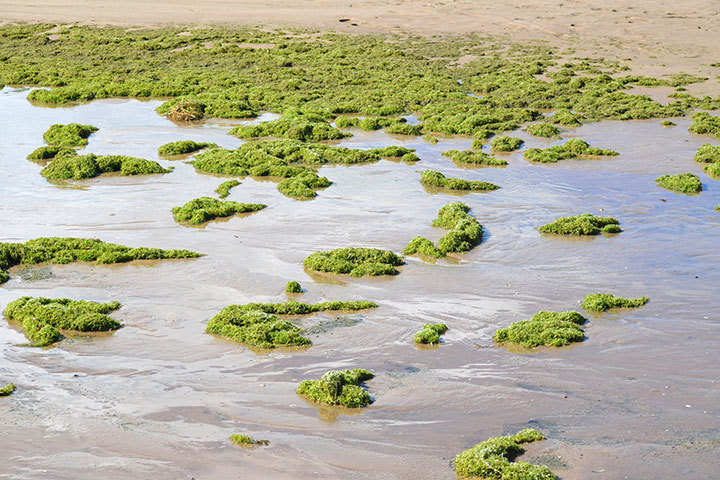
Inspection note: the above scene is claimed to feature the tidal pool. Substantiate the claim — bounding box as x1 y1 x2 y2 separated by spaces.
0 87 719 479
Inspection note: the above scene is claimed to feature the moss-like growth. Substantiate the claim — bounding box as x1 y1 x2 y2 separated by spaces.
43 123 98 147
27 145 77 161
414 323 447 344
0 383 16 396
443 150 507 166
215 180 241 199
297 369 375 408
694 144 720 164
524 138 618 163
420 170 499 192
494 311 587 348
303 248 403 277
171 197 266 226
539 213 621 235
370 146 416 158
230 111 349 142
206 300 376 348
285 281 303 293
689 112 720 139
41 154 170 180
229 434 268 447
661 120 676 127
4 296 122 346
158 140 217 157
157 98 206 121
424 135 439 144
704 163 720 178
404 202 483 259
581 293 649 312
0 237 201 284
524 123 560 138
655 173 702 194
549 109 582 126
490 136 524 152
454 428 555 479
386 122 423 135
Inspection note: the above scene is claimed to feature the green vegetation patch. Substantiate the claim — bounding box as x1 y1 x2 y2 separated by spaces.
524 123 560 138
694 144 720 164
27 145 77 161
0 383 16 396
297 369 375 408
523 138 618 163
41 154 170 180
303 248 404 277
0 237 201 284
494 310 587 348
661 120 676 127
490 136 524 152
443 150 507 166
420 170 499 192
43 123 98 147
549 109 582 126
404 202 483 259
705 163 720 178
229 434 268 447
4 296 122 347
655 173 702 194
285 281 303 293
414 323 448 344
158 140 217 157
454 428 555 479
581 293 649 312
171 197 266 225
215 179 241 198
230 111 349 142
689 112 720 139
206 300 376 349
539 213 621 235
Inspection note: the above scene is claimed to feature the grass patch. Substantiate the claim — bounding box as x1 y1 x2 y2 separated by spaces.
694 144 720 164
490 136 524 152
689 112 720 139
229 434 268 447
404 202 482 259
171 197 266 225
539 213 621 235
0 383 16 396
303 248 403 277
420 170 499 192
581 293 649 312
524 123 560 138
297 369 374 408
655 173 702 194
158 140 217 157
43 123 98 147
41 154 170 180
414 323 447 344
494 310 587 348
523 138 618 163
443 150 507 166
215 179 241 198
285 281 302 293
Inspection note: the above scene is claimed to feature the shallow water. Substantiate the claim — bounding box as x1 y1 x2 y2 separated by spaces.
0 86 719 479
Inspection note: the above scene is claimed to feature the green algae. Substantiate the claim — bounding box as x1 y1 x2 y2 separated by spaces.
689 112 720 139
443 150 507 166
43 123 98 147
539 214 621 235
580 293 649 312
694 144 720 164
420 170 499 192
229 434 268 447
523 138 618 163
424 135 439 144
41 154 170 180
285 281 303 294
303 248 403 277
704 163 720 178
414 323 448 345
0 237 201 284
229 111 349 142
661 120 676 127
490 136 524 152
386 122 423 135
655 173 702 194
157 96 257 121
297 369 374 408
454 428 555 480
549 109 582 126
27 145 77 161
524 123 560 138
494 311 587 348
0 383 16 396
215 179 241 198
157 98 206 121
171 197 266 226
158 140 218 157
404 202 483 259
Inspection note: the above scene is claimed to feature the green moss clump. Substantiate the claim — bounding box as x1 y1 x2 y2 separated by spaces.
581 293 649 312
303 248 403 277
0 237 201 283
297 369 375 408
414 323 447 344
420 170 499 192
454 428 555 480
490 136 524 152
694 144 720 164
171 197 266 225
655 173 702 194
277 172 332 199
661 120 676 127
404 202 483 259
370 146 416 158
215 180 241 198
229 111 349 142
524 123 560 138
229 434 268 447
443 150 507 166
157 98 206 121
539 213 621 235
549 109 582 126
27 145 77 161
43 123 98 147
41 154 170 180
494 311 587 348
704 163 720 178
386 122 423 135
21 317 61 346
285 281 303 293
689 112 720 139
524 138 618 163
335 116 359 128
158 140 217 157
424 135 439 144
0 383 16 396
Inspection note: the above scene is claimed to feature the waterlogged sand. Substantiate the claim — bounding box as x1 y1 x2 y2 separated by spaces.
0 87 719 479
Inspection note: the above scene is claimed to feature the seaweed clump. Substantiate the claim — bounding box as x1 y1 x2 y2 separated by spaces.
229 434 268 447
493 311 587 348
694 144 720 164
43 123 98 147
524 139 618 163
297 369 375 408
158 140 217 157
171 197 266 225
655 173 702 194
490 136 524 152
0 237 201 284
4 296 122 347
230 112 349 142
157 98 206 121
581 293 649 312
689 112 720 139
414 323 447 344
524 123 560 138
303 248 404 277
27 145 76 161
443 150 507 166
285 281 303 293
404 202 482 259
420 170 499 192
41 154 170 180
454 428 555 479
539 214 621 235
215 180 241 198
0 383 16 396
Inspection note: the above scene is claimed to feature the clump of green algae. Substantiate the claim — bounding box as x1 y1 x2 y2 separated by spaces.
494 311 587 348
580 293 649 312
27 145 76 161
414 323 448 344
285 281 303 293
689 112 720 139
420 170 499 192
404 202 483 259
524 123 560 138
297 369 375 408
229 111 349 142
229 434 269 447
655 173 702 194
41 153 170 180
523 138 618 163
171 197 266 225
304 248 404 277
215 180 241 198
443 150 507 166
158 140 217 157
539 214 621 235
43 123 98 147
0 383 16 396
490 136 524 152
694 144 720 164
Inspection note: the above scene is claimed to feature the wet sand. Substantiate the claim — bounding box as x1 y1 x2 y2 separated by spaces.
0 87 719 478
